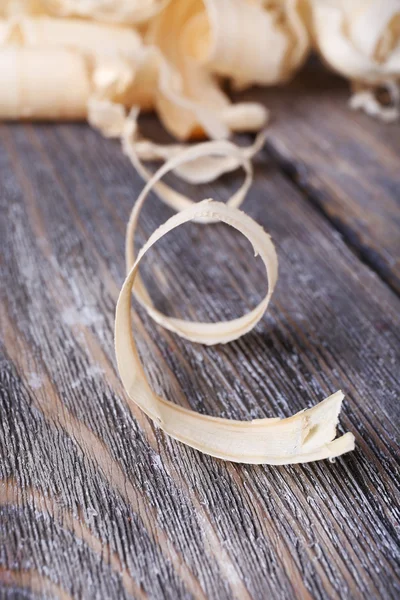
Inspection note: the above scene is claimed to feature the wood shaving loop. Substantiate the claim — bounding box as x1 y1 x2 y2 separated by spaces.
113 144 355 464
115 196 355 463
123 133 265 273
122 112 267 203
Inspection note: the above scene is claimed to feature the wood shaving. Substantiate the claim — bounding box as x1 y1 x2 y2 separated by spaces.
349 86 400 122
310 0 400 120
115 145 355 464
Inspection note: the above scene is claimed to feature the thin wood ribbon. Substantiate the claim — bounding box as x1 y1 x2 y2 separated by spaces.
115 143 355 464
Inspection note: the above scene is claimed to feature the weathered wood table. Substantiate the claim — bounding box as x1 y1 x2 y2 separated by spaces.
1 64 399 599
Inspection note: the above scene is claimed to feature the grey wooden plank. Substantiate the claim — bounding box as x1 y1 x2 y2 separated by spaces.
235 60 400 293
0 121 399 600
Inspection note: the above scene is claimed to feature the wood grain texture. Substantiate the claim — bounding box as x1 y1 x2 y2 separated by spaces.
235 60 400 293
1 104 400 600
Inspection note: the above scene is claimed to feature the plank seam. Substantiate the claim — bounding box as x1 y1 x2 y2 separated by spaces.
264 140 400 298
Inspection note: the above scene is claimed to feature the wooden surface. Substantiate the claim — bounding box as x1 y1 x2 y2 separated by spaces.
1 65 400 600
237 61 400 294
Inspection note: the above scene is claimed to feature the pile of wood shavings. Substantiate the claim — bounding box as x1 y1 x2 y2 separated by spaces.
1 0 399 135
3 0 398 464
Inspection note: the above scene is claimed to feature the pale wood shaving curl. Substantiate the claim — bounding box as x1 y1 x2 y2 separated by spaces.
115 145 355 464
311 0 400 120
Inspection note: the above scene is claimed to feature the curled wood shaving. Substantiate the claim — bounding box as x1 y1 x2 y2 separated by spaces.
350 85 400 123
148 0 309 93
45 0 170 24
115 145 355 464
0 17 142 119
311 0 400 120
0 1 46 16
143 0 307 138
0 0 169 23
121 110 267 209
